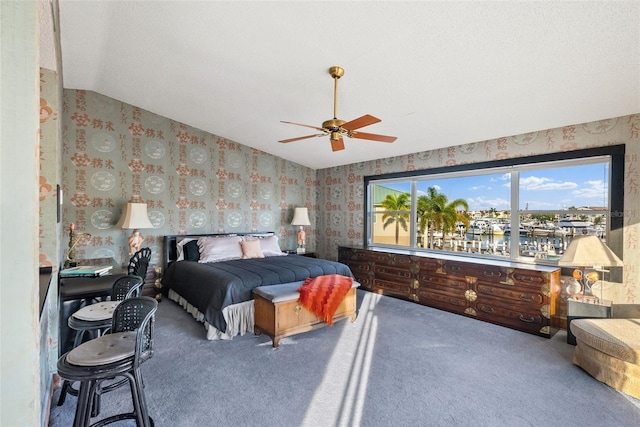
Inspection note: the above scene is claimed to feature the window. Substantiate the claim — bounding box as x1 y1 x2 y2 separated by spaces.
365 146 624 265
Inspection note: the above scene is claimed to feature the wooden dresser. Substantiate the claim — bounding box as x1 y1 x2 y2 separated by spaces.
339 246 561 337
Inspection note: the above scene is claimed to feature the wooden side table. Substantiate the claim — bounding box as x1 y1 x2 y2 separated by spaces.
566 298 612 345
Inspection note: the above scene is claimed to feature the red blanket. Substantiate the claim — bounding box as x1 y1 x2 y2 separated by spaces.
298 274 354 326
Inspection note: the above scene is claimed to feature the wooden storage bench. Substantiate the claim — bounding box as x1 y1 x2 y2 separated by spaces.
253 281 359 348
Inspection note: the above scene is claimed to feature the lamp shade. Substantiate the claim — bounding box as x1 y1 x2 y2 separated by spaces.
558 234 623 267
115 202 153 229
291 207 311 226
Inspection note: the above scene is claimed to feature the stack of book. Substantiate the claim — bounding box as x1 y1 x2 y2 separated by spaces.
60 265 113 278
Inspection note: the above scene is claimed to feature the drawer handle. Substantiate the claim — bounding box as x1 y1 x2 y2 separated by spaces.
518 314 535 323
480 306 494 313
294 304 302 315
519 294 535 302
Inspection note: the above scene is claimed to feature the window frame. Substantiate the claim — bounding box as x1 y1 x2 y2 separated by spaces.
363 145 625 265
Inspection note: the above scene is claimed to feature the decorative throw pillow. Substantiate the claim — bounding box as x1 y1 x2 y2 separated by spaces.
240 239 264 259
176 238 196 261
183 240 200 262
258 235 285 257
197 236 243 263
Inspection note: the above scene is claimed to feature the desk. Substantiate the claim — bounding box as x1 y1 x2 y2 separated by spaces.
58 259 126 356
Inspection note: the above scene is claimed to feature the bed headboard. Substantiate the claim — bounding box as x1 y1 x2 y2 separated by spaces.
163 232 276 271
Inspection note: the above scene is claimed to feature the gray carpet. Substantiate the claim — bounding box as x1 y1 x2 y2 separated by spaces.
49 290 640 426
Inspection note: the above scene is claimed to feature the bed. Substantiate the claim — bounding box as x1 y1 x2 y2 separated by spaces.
162 232 354 340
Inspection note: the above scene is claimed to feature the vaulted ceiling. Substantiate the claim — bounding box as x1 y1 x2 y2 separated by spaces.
52 1 639 169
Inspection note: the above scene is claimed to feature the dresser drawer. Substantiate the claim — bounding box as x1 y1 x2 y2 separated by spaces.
510 269 547 287
374 264 413 283
476 283 545 306
418 273 467 293
372 278 412 298
416 288 467 311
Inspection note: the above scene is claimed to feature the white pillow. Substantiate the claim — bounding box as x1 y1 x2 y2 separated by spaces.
258 235 285 257
176 238 196 261
197 236 243 263
240 240 264 259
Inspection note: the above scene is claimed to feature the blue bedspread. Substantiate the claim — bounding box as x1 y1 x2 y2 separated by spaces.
163 255 354 332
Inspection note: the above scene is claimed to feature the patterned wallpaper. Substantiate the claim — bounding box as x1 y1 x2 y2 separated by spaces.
39 69 60 267
38 67 62 414
57 88 639 303
61 90 316 269
315 115 640 303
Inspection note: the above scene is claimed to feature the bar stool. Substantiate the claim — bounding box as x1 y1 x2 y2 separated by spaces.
58 275 144 408
57 296 158 427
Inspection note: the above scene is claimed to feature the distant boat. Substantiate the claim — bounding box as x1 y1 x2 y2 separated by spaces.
489 223 505 234
529 227 550 237
504 224 528 235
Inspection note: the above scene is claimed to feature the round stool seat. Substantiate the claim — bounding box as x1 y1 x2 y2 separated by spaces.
73 301 120 321
67 332 136 366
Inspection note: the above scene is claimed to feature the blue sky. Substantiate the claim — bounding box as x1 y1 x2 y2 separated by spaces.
380 162 609 211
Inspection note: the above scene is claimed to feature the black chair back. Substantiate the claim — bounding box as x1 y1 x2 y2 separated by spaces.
111 275 145 301
128 247 151 283
111 296 157 366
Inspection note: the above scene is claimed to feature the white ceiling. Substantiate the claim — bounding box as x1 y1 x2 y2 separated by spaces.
56 1 640 170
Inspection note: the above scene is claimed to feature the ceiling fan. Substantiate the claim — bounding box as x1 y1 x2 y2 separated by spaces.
279 66 397 152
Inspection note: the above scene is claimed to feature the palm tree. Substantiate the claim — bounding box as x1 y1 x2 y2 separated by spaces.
380 193 410 244
418 187 469 249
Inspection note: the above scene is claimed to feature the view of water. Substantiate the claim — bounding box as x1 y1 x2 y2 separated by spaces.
425 230 581 259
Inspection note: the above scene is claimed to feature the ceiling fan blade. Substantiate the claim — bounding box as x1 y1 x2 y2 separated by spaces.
278 134 325 143
281 121 327 132
330 136 345 152
341 114 381 131
350 131 397 143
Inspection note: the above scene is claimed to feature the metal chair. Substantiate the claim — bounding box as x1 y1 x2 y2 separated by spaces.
58 275 145 407
57 296 158 427
128 248 151 283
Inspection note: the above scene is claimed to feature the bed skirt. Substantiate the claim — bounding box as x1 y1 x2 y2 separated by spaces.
168 289 254 340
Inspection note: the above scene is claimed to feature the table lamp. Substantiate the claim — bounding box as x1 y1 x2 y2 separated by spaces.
558 233 623 298
291 207 311 254
116 200 153 255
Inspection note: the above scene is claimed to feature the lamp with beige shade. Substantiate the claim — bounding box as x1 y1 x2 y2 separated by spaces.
558 233 623 300
116 199 153 255
291 207 311 254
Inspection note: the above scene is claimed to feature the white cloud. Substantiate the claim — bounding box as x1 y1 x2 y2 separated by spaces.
572 179 607 199
520 176 577 191
467 196 510 211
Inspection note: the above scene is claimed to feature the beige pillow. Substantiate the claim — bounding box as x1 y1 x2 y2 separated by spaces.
197 236 243 263
241 240 264 259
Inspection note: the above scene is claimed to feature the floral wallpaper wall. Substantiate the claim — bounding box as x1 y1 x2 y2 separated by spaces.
60 88 639 304
315 115 640 304
39 69 60 267
62 90 316 271
38 67 62 411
